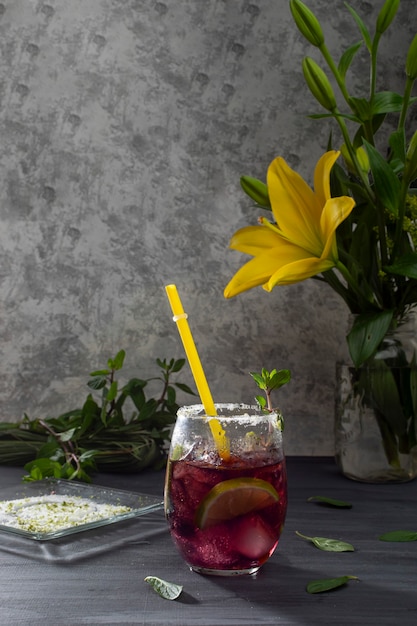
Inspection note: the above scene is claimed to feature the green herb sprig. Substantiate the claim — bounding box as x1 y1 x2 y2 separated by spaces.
250 368 291 412
0 351 195 482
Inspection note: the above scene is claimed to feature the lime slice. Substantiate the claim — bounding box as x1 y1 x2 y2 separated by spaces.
195 477 279 529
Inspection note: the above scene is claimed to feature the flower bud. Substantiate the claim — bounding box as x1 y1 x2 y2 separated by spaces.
341 144 369 176
376 0 400 35
302 57 337 111
406 33 417 80
356 146 370 174
290 0 325 47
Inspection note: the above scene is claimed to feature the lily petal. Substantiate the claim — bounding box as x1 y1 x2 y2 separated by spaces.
267 157 323 256
320 196 355 259
229 225 282 255
225 238 319 297
266 256 335 290
314 150 340 206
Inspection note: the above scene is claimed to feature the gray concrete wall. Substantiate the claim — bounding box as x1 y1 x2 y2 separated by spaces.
0 0 415 455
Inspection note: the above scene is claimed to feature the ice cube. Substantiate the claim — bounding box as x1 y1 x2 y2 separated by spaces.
232 514 278 560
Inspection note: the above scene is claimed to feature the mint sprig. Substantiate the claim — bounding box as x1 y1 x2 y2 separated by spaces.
250 368 291 412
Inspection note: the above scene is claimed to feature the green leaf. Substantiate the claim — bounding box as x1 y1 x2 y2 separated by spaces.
89 369 110 377
166 385 176 406
296 531 354 552
106 380 118 403
349 96 372 121
240 175 271 209
138 399 158 421
379 530 417 542
87 376 107 391
256 395 267 409
112 349 126 371
269 369 291 390
344 2 372 51
363 139 401 215
171 358 185 373
174 382 196 395
306 575 359 594
250 372 267 389
144 576 183 600
347 310 394 367
23 458 65 481
338 41 362 80
389 128 406 164
385 253 417 279
363 361 407 436
307 495 352 508
58 428 77 442
372 91 408 115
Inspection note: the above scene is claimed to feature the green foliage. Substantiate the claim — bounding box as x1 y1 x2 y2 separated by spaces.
379 530 417 542
295 531 355 552
250 368 291 415
0 352 195 482
307 495 352 508
144 576 183 600
288 0 417 369
306 575 359 594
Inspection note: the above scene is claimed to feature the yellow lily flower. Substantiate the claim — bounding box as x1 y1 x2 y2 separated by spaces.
224 150 355 298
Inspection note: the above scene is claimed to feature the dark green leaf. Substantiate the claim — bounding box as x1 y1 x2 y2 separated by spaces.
347 310 394 367
171 358 185 373
389 128 406 164
306 575 358 594
87 376 107 391
144 576 183 600
296 531 354 552
307 495 352 508
138 399 158 422
364 361 407 436
363 139 401 215
174 382 196 395
379 530 417 542
166 385 176 406
385 253 417 279
240 175 271 209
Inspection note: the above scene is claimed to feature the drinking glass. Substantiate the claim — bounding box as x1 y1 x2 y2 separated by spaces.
164 403 287 576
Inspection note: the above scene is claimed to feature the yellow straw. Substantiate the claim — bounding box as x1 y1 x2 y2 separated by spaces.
165 284 229 459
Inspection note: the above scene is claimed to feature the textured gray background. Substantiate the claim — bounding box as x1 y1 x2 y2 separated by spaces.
0 0 415 455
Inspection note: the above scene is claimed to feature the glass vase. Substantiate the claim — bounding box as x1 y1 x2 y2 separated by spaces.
335 312 417 482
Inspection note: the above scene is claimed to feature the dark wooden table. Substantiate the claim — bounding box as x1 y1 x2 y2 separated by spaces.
1 457 416 625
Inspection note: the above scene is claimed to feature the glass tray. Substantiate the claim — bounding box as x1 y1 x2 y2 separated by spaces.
0 478 164 541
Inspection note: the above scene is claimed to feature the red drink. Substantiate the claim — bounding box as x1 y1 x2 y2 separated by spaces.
165 454 287 575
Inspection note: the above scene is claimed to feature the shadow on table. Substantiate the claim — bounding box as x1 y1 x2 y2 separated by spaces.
202 555 417 625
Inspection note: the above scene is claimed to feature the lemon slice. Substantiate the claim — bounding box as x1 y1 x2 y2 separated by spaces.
195 477 279 529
